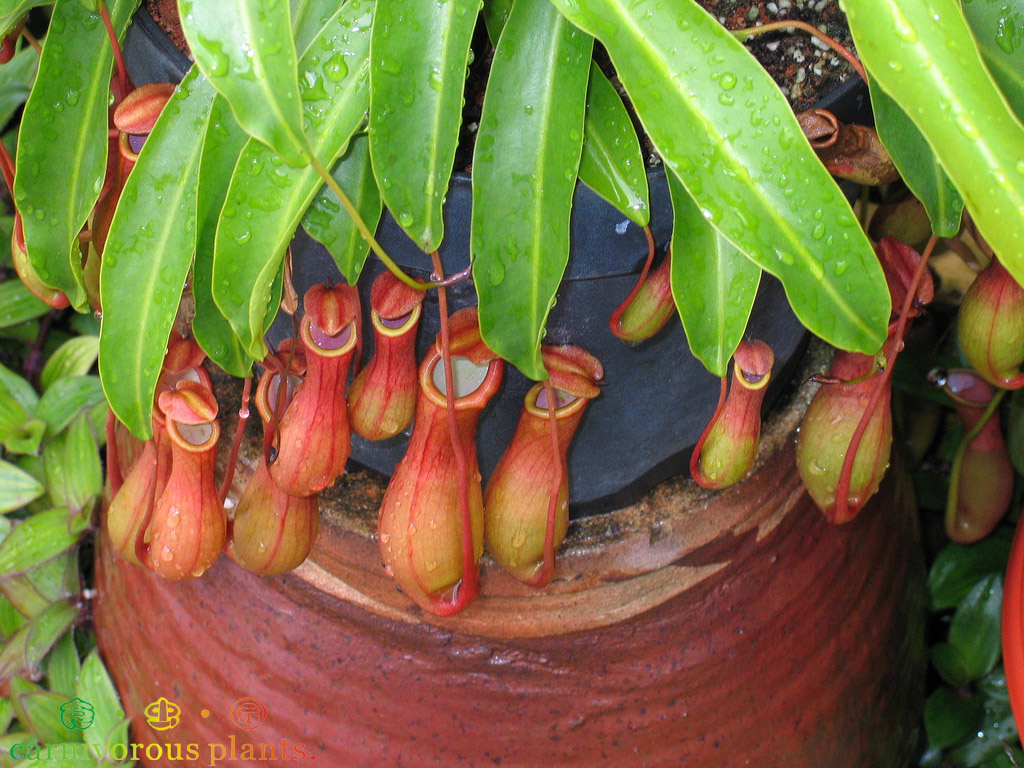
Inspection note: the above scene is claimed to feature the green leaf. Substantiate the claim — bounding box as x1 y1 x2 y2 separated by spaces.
0 697 13 733
471 0 592 380
0 459 44 513
0 42 38 129
39 337 98 391
949 573 1003 681
0 595 24 638
947 694 1018 766
302 133 382 284
192 96 253 378
481 0 512 40
44 628 80 698
34 376 105 439
0 508 89 577
1 553 80 619
368 0 476 251
932 642 974 687
929 537 1011 610
98 68 216 440
0 418 43 456
0 281 49 328
292 0 344 54
962 0 1024 120
667 170 760 377
924 687 984 752
547 0 889 354
0 2 48 37
10 678 83 745
0 599 77 681
578 63 649 227
212 0 375 358
179 0 309 166
844 0 1024 291
77 651 128 754
868 78 963 238
0 362 37 412
43 414 100 513
13 0 138 308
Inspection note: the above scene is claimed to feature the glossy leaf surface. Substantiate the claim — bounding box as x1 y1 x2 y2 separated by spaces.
302 133 382 284
39 336 98 390
369 0 476 251
213 0 374 358
548 0 890 353
668 171 760 377
869 78 964 238
178 0 309 166
578 63 649 227
844 0 1024 288
99 69 215 439
14 0 138 308
962 0 1024 120
0 42 38 128
0 2 48 38
193 95 252 377
0 508 88 577
0 280 48 328
472 0 592 380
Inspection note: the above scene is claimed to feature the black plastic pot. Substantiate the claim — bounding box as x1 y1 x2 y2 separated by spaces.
124 10 871 514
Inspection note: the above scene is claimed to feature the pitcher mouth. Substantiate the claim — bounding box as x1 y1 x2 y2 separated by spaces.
301 317 357 357
167 418 220 453
420 347 504 411
373 304 421 337
255 369 304 424
523 382 585 420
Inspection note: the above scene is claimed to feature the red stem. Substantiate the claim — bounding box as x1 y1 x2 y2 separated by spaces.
429 250 479 615
98 0 128 103
609 227 657 334
21 28 41 54
734 20 866 81
689 374 729 486
218 376 252 505
832 235 937 519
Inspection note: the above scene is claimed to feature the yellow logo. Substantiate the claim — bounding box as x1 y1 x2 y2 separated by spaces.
144 698 181 731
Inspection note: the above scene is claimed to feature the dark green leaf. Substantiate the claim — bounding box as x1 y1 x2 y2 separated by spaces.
13 0 138 308
0 280 49 328
930 538 1012 610
963 0 1024 120
212 0 374 358
471 0 592 380
924 687 984 752
34 376 105 438
302 133 381 284
0 42 38 128
932 642 974 688
43 413 100 513
39 337 98 391
192 95 253 378
949 573 1003 681
947 694 1018 766
578 63 649 227
78 650 128 754
98 68 216 439
0 459 44 513
0 2 48 38
369 0 476 251
868 78 963 237
179 0 309 166
0 320 40 344
0 508 89 577
547 0 890 354
844 0 1024 291
667 169 760 377
44 627 79 698
481 0 512 40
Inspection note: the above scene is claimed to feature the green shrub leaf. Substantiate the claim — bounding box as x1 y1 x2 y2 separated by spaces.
471 0 592 380
179 0 309 166
0 280 49 328
78 650 128 754
99 68 215 439
578 63 649 227
0 599 77 682
13 0 138 308
962 0 1024 120
547 0 890 354
924 687 984 752
10 677 82 744
192 95 253 378
0 459 44 513
212 0 374 358
932 642 974 688
40 336 99 391
668 170 760 377
43 414 100 513
844 0 1024 290
0 552 80 619
929 537 1011 610
0 2 49 37
868 78 963 238
34 375 105 438
0 42 38 129
45 629 80 698
949 573 1003 682
0 508 89 577
302 133 382 284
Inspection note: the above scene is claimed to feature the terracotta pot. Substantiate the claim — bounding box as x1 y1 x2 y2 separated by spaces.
94 346 926 768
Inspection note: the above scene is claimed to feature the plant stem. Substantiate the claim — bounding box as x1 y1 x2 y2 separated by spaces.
97 0 128 102
944 387 1005 532
308 155 467 292
21 28 41 54
731 20 866 81
218 376 253 505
